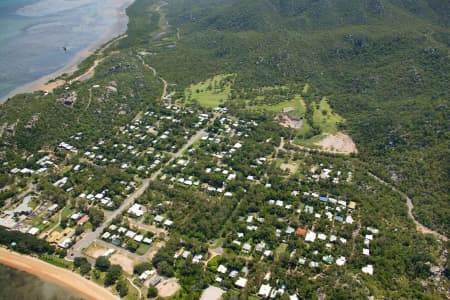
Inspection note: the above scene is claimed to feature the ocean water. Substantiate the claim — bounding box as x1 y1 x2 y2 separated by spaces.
0 0 133 100
0 264 85 300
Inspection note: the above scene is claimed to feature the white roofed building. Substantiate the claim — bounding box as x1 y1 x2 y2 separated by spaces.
234 277 248 288
258 284 272 298
128 203 145 217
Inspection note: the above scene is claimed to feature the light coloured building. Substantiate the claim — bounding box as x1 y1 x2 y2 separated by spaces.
128 203 145 217
258 284 272 298
234 277 248 288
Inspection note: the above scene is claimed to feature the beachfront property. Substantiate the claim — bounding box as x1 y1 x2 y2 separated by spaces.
0 96 380 300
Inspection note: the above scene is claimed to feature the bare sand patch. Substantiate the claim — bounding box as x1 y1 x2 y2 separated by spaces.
156 278 181 298
200 286 225 300
39 79 66 93
110 253 134 274
78 50 93 58
315 132 358 154
85 242 108 259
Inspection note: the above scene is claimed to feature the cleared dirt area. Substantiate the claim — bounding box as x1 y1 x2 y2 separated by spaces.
200 286 225 300
110 253 135 274
156 278 181 298
85 242 109 258
276 113 303 129
206 247 224 264
315 132 358 154
146 241 166 261
280 161 298 174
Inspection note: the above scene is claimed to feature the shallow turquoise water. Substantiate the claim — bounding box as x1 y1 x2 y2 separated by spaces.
0 0 131 100
0 0 36 41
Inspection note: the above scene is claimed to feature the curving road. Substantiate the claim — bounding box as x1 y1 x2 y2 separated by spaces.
137 55 169 101
368 172 448 242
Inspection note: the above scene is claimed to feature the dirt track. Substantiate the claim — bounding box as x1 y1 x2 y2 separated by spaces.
368 172 448 242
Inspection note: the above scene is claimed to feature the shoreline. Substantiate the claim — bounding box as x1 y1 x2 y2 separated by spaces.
0 0 135 103
0 247 120 300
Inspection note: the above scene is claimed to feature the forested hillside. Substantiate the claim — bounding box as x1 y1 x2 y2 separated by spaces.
0 0 448 298
145 0 450 235
2 0 447 235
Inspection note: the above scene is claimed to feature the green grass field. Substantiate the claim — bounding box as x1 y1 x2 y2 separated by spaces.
302 83 310 94
124 279 141 300
293 133 328 148
312 97 344 134
39 253 73 269
274 243 288 262
29 197 40 209
136 243 150 256
61 206 75 219
250 95 305 114
184 74 234 108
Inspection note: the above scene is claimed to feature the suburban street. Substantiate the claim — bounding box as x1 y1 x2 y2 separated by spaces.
66 117 214 260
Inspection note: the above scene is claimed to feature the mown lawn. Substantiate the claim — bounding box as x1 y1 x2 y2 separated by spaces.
312 97 344 134
184 74 234 108
250 95 306 115
61 206 75 219
39 253 73 269
135 243 150 256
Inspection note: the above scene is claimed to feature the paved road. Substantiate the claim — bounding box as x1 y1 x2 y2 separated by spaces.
283 141 447 241
66 3 217 258
67 177 151 259
368 172 448 242
67 118 212 260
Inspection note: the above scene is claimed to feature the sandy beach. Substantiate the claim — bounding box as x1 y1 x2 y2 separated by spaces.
2 34 127 101
0 0 135 103
1 50 91 100
0 247 120 300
